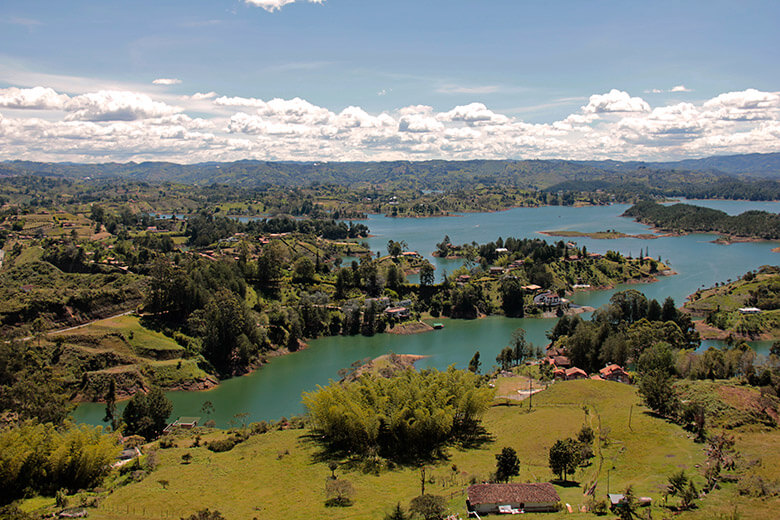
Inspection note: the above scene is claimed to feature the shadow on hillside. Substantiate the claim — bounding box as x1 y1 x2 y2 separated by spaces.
299 424 494 471
550 478 581 488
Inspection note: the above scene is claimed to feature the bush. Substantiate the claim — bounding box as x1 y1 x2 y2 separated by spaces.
207 437 239 453
303 367 493 459
737 474 779 497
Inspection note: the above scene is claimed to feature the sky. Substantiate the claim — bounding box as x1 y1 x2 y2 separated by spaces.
0 0 779 163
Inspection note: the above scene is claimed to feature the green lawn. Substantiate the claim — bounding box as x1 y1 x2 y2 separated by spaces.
73 379 728 520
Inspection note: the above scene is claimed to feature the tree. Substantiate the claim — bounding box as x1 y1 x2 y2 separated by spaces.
103 378 117 430
325 479 354 507
509 328 533 365
419 263 435 286
499 278 525 317
180 509 226 520
495 447 520 482
666 470 697 510
387 240 407 258
468 351 481 373
122 387 173 440
638 370 679 417
384 503 410 520
409 494 446 520
661 296 678 322
548 438 581 481
199 289 262 374
293 256 316 283
496 346 514 371
615 485 638 520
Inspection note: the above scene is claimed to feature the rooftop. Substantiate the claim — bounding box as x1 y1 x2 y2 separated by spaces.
468 483 560 505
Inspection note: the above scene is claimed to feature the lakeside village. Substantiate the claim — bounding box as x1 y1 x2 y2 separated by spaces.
4 199 780 520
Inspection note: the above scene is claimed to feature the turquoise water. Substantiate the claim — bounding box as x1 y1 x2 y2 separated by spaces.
73 200 780 427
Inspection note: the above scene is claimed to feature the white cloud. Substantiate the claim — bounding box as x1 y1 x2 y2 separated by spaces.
398 114 444 133
153 78 182 85
189 92 218 101
583 89 650 114
1 84 780 164
244 0 324 12
702 88 780 121
0 86 69 109
438 103 510 125
64 91 182 121
646 85 694 94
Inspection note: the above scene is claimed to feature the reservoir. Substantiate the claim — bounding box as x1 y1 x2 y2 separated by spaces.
73 200 780 426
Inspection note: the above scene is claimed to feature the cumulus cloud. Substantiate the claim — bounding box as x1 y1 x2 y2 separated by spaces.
1 85 779 163
583 89 650 114
0 86 69 110
702 88 780 121
244 0 324 12
438 103 509 125
64 91 181 121
398 114 444 133
153 78 182 85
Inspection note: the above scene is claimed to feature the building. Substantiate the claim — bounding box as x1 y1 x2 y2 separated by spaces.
522 284 542 291
738 307 762 315
385 307 410 319
599 364 630 383
164 416 201 433
489 266 506 275
467 483 561 514
533 292 561 306
564 367 588 380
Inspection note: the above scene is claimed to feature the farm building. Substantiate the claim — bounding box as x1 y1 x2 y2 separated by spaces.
467 483 561 514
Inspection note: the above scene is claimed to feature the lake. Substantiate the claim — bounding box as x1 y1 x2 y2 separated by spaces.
73 199 780 427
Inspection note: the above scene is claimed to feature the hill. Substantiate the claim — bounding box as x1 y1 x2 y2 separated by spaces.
2 154 780 194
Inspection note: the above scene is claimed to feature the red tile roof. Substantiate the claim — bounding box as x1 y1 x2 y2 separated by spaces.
468 483 560 505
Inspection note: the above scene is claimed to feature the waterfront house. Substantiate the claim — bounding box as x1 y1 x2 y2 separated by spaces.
533 292 561 306
385 307 410 319
467 483 561 514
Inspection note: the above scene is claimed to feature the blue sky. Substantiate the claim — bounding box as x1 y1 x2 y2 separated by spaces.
0 0 778 163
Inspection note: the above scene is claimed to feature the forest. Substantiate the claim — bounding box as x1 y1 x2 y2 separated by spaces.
623 200 780 239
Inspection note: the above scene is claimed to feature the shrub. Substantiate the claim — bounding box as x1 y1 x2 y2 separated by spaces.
207 437 239 453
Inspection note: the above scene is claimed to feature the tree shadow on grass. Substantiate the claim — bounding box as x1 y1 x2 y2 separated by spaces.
300 425 494 471
550 478 581 488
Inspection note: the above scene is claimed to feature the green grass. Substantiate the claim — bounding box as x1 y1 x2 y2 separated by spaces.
148 359 210 388
69 379 727 520
12 244 44 265
69 315 185 358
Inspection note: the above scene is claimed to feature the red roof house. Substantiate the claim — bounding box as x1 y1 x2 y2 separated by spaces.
599 364 630 383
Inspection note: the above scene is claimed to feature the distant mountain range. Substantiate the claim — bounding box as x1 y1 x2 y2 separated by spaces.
1 152 779 190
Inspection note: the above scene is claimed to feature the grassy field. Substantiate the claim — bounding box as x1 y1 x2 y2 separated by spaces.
49 315 211 398
64 379 723 520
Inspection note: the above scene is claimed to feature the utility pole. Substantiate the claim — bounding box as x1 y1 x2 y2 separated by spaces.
528 378 533 410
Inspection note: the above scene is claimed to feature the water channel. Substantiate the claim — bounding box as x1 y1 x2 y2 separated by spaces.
73 199 780 426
